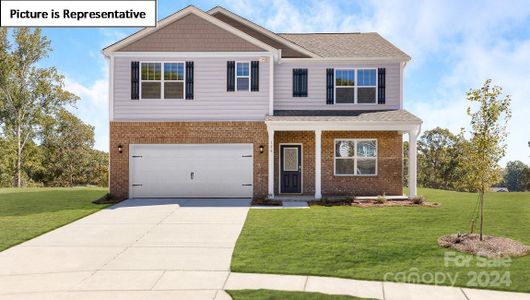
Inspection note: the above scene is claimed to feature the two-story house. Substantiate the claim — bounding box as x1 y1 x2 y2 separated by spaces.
103 5 422 200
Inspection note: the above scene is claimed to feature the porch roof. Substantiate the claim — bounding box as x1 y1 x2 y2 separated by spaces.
265 110 422 132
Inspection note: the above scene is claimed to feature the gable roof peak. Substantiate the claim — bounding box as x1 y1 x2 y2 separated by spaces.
102 5 279 56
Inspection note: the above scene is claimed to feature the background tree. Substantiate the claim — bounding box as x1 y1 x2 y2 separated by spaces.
0 28 78 187
503 161 529 192
464 79 511 240
417 127 470 191
40 109 95 187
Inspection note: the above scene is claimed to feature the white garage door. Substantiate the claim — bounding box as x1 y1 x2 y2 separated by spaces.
129 144 253 198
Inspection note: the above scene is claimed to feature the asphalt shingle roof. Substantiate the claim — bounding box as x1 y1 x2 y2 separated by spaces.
279 33 411 60
266 110 421 123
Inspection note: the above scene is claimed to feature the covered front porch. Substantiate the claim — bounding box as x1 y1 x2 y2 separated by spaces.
265 110 422 199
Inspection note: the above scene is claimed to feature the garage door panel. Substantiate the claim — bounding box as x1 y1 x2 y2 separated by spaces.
130 144 253 198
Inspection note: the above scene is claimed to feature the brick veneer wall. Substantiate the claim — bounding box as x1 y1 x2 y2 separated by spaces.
322 131 403 196
109 121 268 199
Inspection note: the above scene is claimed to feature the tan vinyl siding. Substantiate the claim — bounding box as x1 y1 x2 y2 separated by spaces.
211 12 309 58
273 62 401 110
113 56 270 121
117 14 265 52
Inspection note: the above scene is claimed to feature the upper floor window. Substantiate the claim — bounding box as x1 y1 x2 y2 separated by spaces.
334 68 377 104
357 69 377 103
335 69 355 103
236 62 250 91
334 139 377 176
140 62 185 99
164 63 185 99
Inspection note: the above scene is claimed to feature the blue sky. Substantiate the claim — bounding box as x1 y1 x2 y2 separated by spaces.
39 0 530 165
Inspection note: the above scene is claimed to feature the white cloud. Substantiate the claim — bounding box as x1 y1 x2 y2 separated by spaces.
64 74 109 152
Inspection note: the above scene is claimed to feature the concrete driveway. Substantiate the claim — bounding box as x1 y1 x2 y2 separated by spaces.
0 198 251 300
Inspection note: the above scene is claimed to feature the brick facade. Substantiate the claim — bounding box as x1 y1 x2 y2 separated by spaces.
110 122 403 199
321 131 403 196
109 121 269 199
273 130 402 197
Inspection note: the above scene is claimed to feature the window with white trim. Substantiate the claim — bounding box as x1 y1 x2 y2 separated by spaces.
164 63 185 99
140 62 185 99
335 69 355 103
357 69 377 103
334 139 377 175
334 68 377 104
236 62 250 91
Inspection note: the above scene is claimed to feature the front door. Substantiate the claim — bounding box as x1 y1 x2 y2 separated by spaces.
280 145 302 193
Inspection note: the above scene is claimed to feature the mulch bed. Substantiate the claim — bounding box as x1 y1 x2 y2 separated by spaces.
251 198 282 206
438 233 530 258
309 199 440 207
92 193 126 205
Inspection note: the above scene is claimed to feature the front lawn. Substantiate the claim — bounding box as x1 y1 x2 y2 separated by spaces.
227 289 371 300
0 187 108 251
231 188 530 292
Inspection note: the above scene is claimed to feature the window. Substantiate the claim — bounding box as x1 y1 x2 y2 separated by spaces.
334 139 377 175
357 69 377 103
140 62 185 99
236 62 250 91
141 63 161 99
334 68 377 104
164 63 184 99
335 69 355 103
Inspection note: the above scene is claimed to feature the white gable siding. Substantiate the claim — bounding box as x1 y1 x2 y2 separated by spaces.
273 62 401 111
112 56 270 121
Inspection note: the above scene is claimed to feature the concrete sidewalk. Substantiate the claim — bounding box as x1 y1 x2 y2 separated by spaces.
0 198 528 299
223 272 530 300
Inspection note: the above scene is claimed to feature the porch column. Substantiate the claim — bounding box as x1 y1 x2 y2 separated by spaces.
408 128 419 198
268 129 275 199
315 130 322 199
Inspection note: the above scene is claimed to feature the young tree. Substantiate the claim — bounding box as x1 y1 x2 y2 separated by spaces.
0 28 78 187
465 79 511 240
503 161 529 192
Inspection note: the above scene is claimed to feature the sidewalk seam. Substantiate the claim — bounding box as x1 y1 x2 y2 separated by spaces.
461 288 470 300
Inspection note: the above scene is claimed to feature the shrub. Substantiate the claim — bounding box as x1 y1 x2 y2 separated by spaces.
412 195 425 204
375 194 387 204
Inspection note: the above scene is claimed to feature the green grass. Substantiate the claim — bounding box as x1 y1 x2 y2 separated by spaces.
0 187 108 251
227 289 371 300
231 188 530 292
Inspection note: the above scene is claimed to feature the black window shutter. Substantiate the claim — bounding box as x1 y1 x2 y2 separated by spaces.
251 61 259 92
131 61 139 100
378 68 386 104
326 68 334 104
227 61 235 92
293 68 308 97
185 61 194 100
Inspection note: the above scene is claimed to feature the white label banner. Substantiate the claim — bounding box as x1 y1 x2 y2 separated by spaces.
0 0 156 27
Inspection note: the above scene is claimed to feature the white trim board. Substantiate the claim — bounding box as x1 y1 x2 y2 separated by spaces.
102 5 280 58
110 51 274 58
